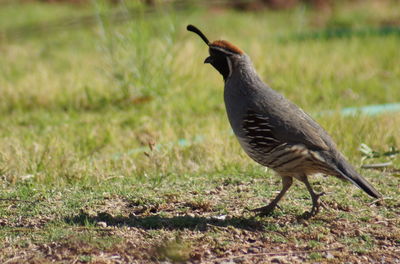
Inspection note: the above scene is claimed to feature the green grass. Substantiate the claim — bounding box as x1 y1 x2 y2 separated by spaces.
0 0 399 263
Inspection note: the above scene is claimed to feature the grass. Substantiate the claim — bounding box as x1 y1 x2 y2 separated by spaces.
0 0 399 263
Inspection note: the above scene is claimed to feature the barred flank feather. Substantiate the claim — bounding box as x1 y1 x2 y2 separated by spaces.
241 110 382 199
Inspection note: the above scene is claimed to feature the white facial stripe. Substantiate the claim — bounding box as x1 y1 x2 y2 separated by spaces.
226 57 232 79
210 46 237 56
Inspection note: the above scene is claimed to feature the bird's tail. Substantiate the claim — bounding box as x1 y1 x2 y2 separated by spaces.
335 157 381 199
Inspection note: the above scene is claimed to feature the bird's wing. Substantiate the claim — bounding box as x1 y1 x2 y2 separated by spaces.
242 103 382 199
242 104 331 153
241 110 287 154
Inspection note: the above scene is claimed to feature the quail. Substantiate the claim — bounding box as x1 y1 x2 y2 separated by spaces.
187 25 381 217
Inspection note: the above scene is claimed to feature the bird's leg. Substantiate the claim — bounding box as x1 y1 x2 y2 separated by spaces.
299 176 325 218
252 176 293 216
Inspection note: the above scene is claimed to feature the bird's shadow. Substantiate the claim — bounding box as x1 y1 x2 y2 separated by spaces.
65 211 265 231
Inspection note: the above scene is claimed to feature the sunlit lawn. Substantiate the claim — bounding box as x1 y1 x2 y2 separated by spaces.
0 1 399 262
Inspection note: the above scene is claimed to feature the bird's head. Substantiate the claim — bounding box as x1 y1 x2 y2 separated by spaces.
187 24 244 81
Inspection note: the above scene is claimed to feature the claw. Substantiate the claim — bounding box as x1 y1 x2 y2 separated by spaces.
302 191 326 219
251 176 293 217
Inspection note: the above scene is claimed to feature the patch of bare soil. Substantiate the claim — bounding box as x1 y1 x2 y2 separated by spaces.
1 181 399 263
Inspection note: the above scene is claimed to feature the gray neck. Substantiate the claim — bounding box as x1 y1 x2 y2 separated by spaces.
225 54 261 93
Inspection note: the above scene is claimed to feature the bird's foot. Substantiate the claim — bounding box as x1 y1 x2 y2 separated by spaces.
302 205 320 219
251 203 280 216
302 192 326 219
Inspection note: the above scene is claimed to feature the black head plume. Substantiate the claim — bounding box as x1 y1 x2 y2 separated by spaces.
187 24 242 81
187 25 210 45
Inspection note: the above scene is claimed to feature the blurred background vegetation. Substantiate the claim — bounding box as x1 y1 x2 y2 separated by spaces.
0 0 399 186
0 1 399 262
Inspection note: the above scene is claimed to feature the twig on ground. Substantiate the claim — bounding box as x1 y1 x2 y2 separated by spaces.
361 162 393 169
367 196 392 206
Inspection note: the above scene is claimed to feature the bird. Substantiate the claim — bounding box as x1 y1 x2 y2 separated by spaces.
187 24 381 217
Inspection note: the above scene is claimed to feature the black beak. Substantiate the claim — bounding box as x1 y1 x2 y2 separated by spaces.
204 56 213 64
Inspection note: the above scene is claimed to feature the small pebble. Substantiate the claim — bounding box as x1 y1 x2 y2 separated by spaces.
247 247 259 253
212 215 227 220
220 261 235 264
96 221 107 228
325 252 334 259
204 250 212 256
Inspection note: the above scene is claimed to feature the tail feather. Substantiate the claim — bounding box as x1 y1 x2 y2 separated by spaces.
335 158 381 199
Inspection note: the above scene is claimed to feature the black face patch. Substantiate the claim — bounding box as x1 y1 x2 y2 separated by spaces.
208 48 231 80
